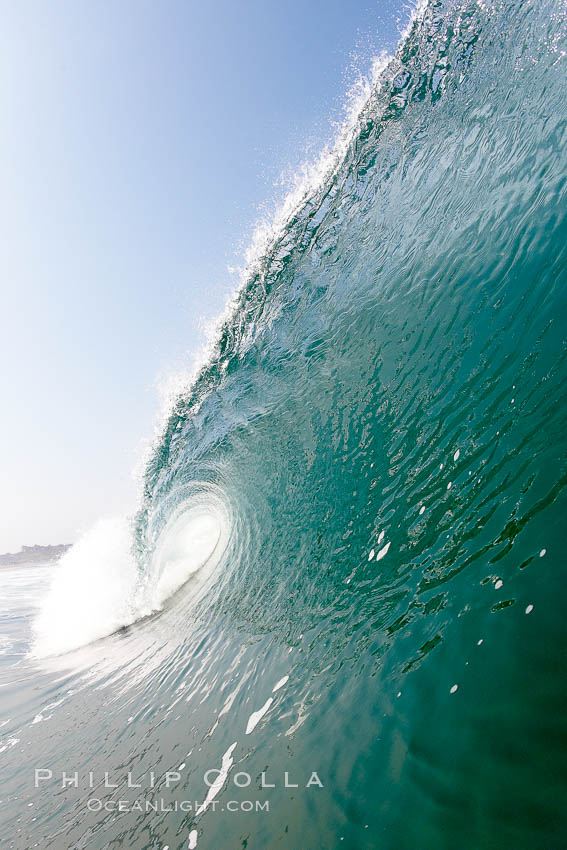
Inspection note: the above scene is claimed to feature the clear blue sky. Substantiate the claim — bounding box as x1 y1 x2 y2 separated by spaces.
0 0 406 553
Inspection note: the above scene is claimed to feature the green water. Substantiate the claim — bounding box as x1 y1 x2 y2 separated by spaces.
1 0 566 847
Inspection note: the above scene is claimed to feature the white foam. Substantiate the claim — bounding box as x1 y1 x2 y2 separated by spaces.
196 742 237 815
273 675 289 693
246 698 273 734
32 698 65 724
31 518 141 658
0 737 20 753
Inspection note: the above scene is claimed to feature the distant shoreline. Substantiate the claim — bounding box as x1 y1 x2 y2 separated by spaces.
0 544 72 568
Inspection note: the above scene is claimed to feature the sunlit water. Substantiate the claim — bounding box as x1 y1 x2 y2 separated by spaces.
1 0 567 847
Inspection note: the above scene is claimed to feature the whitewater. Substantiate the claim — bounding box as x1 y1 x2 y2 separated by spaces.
1 0 566 847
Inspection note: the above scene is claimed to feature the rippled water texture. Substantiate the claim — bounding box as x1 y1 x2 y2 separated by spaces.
2 0 567 847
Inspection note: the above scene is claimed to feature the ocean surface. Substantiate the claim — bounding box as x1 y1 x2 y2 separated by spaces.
2 0 567 847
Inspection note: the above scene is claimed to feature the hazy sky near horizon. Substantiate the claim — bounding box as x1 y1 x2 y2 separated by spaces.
0 0 406 553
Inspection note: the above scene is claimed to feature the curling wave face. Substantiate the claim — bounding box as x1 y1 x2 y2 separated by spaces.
5 1 567 848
